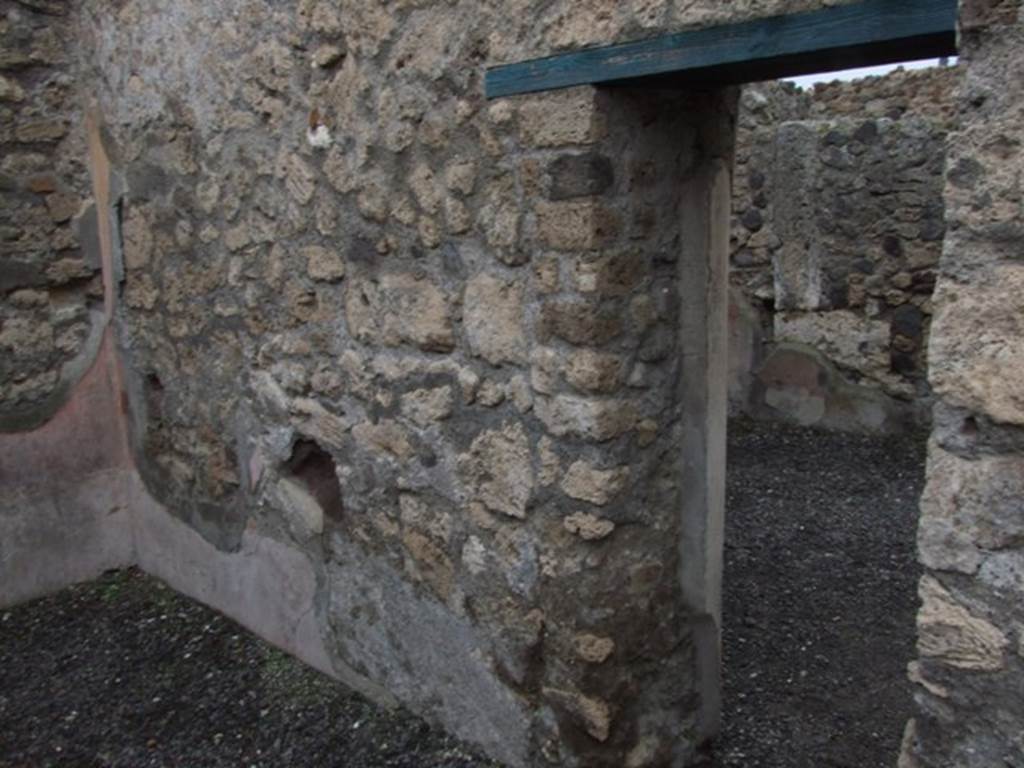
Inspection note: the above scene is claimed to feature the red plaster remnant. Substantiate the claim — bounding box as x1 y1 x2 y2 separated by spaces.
0 332 129 489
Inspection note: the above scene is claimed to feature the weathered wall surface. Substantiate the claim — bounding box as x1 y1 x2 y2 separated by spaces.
88 14 736 751
0 333 135 608
0 0 106 432
18 1 1024 767
0 0 789 765
904 2 1024 765
730 67 957 432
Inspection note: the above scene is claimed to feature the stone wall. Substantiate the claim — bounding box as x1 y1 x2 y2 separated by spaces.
905 1 1024 765
101 54 735 763
0 0 767 765
0 0 106 432
4 0 1024 766
730 66 958 431
809 64 961 125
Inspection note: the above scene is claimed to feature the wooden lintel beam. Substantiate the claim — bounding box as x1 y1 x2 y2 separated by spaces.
485 0 958 99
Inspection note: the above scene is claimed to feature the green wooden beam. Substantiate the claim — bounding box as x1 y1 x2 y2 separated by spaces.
485 0 958 99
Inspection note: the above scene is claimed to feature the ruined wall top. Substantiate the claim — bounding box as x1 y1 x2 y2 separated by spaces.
809 63 960 126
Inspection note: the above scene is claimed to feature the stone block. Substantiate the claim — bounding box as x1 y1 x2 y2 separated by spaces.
978 550 1024 597
565 349 627 394
444 159 476 196
402 529 455 601
346 272 454 353
532 254 560 293
400 386 454 428
409 164 442 215
535 200 620 251
547 152 614 200
352 420 414 461
570 250 643 297
458 421 534 519
573 633 615 664
288 398 351 452
561 460 629 506
121 206 153 270
0 74 25 103
275 477 325 539
917 576 1009 672
477 183 521 250
919 444 1024 574
538 299 624 346
929 264 1024 426
530 346 560 395
960 0 1020 31
464 273 528 365
444 196 472 234
517 87 605 148
279 153 316 204
312 44 345 68
535 394 637 442
15 118 67 143
45 192 79 223
303 245 345 282
773 241 824 311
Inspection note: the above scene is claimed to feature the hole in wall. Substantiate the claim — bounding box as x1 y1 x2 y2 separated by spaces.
283 439 344 523
144 372 164 414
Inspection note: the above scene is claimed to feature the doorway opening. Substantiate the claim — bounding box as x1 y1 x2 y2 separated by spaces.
714 58 956 765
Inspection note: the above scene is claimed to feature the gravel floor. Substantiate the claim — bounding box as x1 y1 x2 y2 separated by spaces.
0 572 501 768
0 419 926 768
712 419 927 768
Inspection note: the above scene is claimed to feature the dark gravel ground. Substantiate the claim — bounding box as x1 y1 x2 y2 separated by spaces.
712 419 927 768
0 571 501 768
0 419 926 768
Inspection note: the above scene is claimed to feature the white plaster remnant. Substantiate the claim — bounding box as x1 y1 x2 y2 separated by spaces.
462 536 488 575
307 124 333 149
